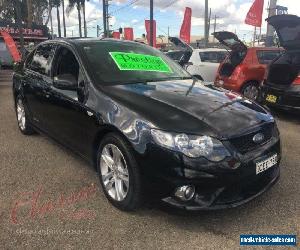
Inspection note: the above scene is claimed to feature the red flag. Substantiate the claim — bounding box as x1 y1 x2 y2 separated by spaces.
245 0 264 27
124 28 134 40
180 7 192 44
145 20 157 47
112 31 120 39
0 31 21 62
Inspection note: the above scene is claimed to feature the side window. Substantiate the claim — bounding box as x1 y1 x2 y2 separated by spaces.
256 50 282 64
29 44 56 76
199 51 227 63
53 46 80 81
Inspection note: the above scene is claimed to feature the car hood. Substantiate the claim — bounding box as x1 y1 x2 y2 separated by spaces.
266 14 300 50
103 79 273 139
213 31 247 52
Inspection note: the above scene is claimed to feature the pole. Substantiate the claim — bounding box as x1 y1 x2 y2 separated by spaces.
167 26 170 46
213 14 217 43
207 8 211 41
150 0 154 47
204 0 208 48
253 26 256 46
49 1 53 36
62 0 66 37
106 2 109 37
14 0 24 55
258 27 261 45
102 0 107 37
266 0 277 46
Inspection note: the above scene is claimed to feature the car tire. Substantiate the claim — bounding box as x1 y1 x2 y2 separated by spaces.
96 132 142 211
15 96 36 135
241 81 260 101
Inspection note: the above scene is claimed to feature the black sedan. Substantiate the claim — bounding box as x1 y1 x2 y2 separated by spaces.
262 14 300 111
13 38 281 211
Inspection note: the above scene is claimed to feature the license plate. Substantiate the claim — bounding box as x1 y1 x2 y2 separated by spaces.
256 154 278 175
266 94 277 103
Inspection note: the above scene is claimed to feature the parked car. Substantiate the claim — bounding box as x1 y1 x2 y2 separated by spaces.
262 14 300 111
167 37 227 82
13 38 281 211
213 31 283 101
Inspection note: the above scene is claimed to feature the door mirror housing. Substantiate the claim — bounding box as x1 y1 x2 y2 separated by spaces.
53 74 78 91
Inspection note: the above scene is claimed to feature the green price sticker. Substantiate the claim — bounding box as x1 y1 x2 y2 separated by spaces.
109 52 172 73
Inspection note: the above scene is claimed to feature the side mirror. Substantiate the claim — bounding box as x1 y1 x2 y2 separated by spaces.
53 74 77 91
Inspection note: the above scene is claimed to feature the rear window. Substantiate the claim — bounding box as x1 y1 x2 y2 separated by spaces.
165 51 185 61
256 50 283 64
199 51 227 63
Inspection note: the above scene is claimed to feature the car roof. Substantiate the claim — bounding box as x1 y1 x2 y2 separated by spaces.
193 48 227 52
42 37 141 47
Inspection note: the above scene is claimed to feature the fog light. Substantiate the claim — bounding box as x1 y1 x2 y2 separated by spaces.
174 185 195 201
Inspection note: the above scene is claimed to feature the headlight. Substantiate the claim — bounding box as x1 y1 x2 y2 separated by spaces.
151 129 230 161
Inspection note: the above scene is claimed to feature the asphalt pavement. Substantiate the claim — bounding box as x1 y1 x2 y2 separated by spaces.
0 70 299 249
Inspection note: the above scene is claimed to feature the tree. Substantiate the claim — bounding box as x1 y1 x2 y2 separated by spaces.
67 0 82 37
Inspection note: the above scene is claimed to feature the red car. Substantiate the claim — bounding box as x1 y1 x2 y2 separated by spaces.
213 31 283 100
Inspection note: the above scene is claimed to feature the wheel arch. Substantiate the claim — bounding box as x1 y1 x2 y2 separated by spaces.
240 79 260 92
91 125 133 171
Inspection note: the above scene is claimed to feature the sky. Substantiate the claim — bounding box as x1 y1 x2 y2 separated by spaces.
49 0 300 42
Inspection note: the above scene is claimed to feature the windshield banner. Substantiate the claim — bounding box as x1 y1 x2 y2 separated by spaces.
109 52 172 73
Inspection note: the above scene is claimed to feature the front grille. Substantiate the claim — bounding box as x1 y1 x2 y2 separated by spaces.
229 123 274 153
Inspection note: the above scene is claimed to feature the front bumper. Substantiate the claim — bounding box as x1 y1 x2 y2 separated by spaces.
261 84 300 111
138 133 281 210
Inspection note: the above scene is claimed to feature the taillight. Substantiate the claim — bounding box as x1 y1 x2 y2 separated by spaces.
293 76 300 85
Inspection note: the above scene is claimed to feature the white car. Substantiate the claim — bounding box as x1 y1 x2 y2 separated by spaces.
167 37 228 82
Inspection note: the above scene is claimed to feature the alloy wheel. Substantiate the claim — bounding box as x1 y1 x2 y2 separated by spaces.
17 99 26 131
243 84 259 100
100 144 130 201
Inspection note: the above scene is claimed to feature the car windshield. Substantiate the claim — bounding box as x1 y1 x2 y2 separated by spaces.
80 41 191 85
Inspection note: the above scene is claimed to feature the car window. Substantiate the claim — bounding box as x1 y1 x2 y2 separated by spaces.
256 50 283 64
29 44 56 76
166 51 185 61
199 51 227 63
80 41 191 85
53 46 79 81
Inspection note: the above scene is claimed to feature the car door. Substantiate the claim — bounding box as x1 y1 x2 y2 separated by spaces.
23 43 57 130
42 44 95 157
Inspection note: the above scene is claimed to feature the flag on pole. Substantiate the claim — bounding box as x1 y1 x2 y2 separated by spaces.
145 20 157 47
245 0 264 27
180 7 192 44
112 31 120 39
0 31 21 62
124 28 134 40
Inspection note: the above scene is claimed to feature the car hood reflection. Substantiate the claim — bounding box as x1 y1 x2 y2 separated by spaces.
103 79 273 138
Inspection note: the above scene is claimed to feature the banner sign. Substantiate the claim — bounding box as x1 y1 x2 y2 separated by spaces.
0 31 21 62
145 20 157 48
109 52 172 73
0 21 49 39
123 28 134 41
180 7 192 44
245 0 264 27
